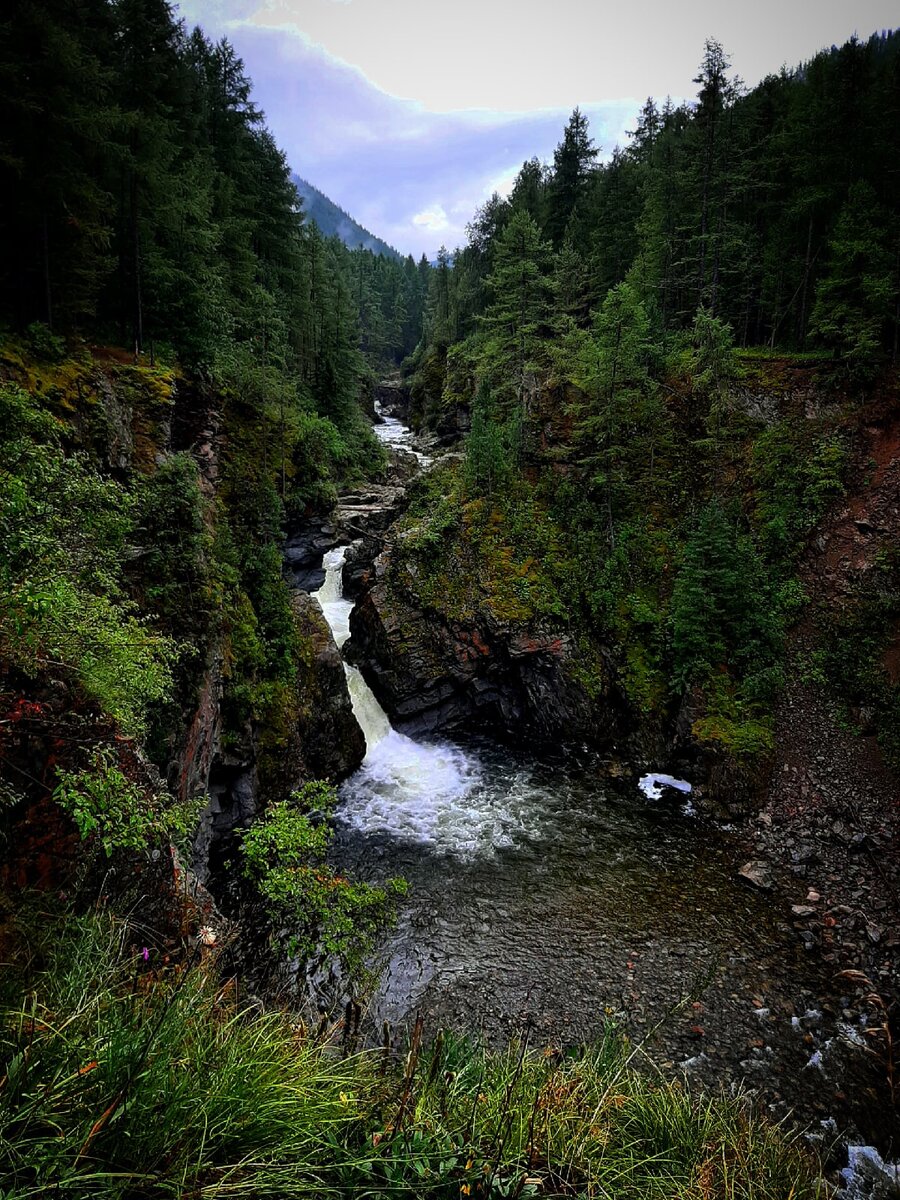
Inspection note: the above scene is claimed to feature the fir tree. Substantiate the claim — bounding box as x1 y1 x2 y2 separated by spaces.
546 108 599 248
480 210 552 415
809 181 894 379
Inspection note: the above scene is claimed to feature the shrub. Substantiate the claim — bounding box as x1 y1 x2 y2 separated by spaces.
53 748 197 858
0 383 176 734
240 782 407 969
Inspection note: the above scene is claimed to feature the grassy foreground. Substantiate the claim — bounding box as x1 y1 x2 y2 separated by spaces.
0 909 822 1198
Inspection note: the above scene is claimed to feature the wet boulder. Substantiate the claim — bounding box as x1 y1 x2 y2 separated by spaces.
283 517 340 591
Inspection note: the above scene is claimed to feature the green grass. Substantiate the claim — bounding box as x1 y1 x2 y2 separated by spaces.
0 906 824 1198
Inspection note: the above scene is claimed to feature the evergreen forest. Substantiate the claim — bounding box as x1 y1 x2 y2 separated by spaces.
0 2 898 1196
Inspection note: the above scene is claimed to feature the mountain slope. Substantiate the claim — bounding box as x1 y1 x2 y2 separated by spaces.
293 175 402 259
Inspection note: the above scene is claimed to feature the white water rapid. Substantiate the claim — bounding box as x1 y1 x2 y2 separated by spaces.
313 546 391 747
312 546 509 855
373 399 431 464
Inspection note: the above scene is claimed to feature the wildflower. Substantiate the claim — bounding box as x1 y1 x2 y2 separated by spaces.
141 947 149 962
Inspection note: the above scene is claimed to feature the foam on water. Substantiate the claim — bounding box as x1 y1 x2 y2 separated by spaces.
314 547 354 647
373 400 431 464
639 773 692 801
312 536 546 857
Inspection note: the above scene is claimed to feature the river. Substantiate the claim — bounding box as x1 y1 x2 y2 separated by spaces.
308 407 865 1136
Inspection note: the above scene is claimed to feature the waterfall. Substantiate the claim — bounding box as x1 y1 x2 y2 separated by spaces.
313 546 390 749
311 543 494 853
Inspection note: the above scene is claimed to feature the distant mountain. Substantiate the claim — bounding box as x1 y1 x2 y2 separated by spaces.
292 176 402 260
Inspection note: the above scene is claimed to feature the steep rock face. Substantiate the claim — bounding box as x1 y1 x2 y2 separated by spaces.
283 480 409 595
283 516 342 592
190 594 365 882
374 377 411 420
334 484 405 599
348 566 624 747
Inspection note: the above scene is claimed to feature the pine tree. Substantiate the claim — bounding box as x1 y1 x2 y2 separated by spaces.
546 108 599 248
480 210 552 415
809 181 894 379
0 0 117 328
573 282 659 538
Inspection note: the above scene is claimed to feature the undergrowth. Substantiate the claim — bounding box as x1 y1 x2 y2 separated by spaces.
0 906 823 1198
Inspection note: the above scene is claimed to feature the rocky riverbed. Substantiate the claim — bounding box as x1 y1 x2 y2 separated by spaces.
332 739 894 1148
289 397 900 1159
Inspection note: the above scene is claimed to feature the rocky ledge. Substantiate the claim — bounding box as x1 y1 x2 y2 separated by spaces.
291 590 366 780
346 558 626 747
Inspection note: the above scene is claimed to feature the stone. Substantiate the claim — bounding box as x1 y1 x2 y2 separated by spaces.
738 861 774 891
347 565 622 748
291 591 366 780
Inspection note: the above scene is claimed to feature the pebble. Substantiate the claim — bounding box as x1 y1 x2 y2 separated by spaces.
679 1053 708 1073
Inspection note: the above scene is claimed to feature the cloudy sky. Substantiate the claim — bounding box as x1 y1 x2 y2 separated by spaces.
178 0 898 257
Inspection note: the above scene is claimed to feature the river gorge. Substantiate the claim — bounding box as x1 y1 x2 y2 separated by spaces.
303 408 885 1145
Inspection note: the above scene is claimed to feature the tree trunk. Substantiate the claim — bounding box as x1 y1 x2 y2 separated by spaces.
41 210 53 331
131 171 143 356
798 216 814 345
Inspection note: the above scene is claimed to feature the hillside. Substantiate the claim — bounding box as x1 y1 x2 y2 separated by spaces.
293 175 403 259
0 3 899 1196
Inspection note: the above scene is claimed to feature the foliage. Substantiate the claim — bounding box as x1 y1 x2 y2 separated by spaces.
0 383 175 735
688 306 736 406
408 31 900 404
396 467 570 626
819 550 900 768
480 210 553 409
571 282 665 531
134 453 210 635
809 181 895 381
24 321 66 362
240 782 406 968
671 501 780 693
3 578 175 736
751 423 847 564
52 748 192 858
0 906 824 1198
464 382 514 495
0 1 420 498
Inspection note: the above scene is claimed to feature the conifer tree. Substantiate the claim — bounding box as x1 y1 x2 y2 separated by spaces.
574 282 658 538
546 108 599 248
481 210 552 415
809 181 894 379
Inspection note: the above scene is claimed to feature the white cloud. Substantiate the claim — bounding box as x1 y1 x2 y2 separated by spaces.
484 164 522 201
412 205 450 233
177 0 897 258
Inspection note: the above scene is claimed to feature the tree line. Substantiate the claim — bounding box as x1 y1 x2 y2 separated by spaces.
410 30 899 409
0 0 426 387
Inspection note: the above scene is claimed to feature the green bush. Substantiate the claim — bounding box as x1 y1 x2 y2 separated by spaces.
240 782 407 969
0 383 176 735
24 321 66 362
752 424 847 565
671 501 779 692
53 748 199 858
